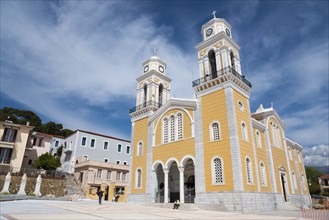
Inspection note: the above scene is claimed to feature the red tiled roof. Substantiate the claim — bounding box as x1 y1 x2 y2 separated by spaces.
319 174 329 179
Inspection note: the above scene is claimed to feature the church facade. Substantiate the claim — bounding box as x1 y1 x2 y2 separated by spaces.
127 14 311 212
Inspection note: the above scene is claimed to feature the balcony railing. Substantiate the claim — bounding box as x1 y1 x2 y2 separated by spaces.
129 101 161 114
192 66 252 88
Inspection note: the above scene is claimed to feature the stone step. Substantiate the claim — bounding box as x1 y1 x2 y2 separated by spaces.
148 203 200 211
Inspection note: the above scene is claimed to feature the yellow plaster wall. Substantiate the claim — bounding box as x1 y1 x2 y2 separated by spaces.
130 118 148 194
154 108 193 146
201 89 233 192
254 128 272 192
153 138 195 167
233 91 256 192
267 118 292 194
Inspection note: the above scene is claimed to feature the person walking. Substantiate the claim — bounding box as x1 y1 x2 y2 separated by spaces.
97 190 104 205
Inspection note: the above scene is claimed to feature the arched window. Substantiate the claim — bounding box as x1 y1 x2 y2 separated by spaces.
158 84 163 107
137 142 143 156
241 122 248 141
212 157 224 184
143 84 147 107
177 113 183 140
260 162 267 186
170 115 175 141
246 157 253 184
230 51 235 70
163 118 168 143
256 130 262 148
208 50 217 78
270 122 282 148
210 122 221 141
136 169 142 188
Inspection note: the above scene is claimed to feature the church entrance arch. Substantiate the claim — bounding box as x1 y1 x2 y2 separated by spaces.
182 157 195 203
153 162 164 203
168 160 179 203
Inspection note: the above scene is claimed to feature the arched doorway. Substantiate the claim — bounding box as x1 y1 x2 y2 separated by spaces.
184 158 195 203
168 161 179 203
154 163 164 203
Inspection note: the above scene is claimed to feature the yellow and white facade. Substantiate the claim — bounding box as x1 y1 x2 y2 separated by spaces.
128 15 311 212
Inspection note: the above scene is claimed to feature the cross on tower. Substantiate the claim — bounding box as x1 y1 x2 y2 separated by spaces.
153 47 157 56
212 11 216 18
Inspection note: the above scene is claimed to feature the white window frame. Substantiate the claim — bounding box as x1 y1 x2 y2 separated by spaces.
117 144 122 153
90 138 96 148
116 172 121 181
238 100 244 111
81 136 87 147
126 145 130 154
137 141 143 156
241 121 248 141
97 169 102 179
210 121 221 142
107 170 112 180
211 156 225 185
123 161 128 165
177 112 183 140
104 158 109 163
103 141 109 151
135 168 142 188
245 157 253 184
122 172 127 182
256 130 262 148
260 161 267 186
116 160 120 164
170 115 175 142
163 117 168 143
55 140 59 147
83 155 88 160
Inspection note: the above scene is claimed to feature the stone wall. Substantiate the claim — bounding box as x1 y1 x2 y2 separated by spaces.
0 174 66 197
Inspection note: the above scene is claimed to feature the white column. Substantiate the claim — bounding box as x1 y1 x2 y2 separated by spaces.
221 49 229 69
215 50 222 72
164 168 169 203
204 57 209 75
198 59 204 77
179 167 185 203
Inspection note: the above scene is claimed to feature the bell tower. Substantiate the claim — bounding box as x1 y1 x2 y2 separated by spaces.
130 54 172 118
193 12 255 195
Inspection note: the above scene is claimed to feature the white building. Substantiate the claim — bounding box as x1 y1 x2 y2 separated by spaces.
60 129 131 174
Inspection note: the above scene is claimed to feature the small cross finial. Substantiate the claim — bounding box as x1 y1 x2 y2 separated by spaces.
212 11 216 18
153 47 157 56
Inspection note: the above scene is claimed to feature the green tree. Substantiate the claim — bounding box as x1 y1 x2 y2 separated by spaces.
60 129 74 138
306 166 323 195
41 121 63 135
0 107 43 130
33 153 61 171
56 145 63 158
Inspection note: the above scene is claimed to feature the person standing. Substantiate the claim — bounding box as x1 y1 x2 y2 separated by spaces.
97 190 104 205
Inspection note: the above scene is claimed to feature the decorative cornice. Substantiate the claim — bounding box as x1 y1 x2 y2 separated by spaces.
251 109 286 129
251 118 266 131
195 32 240 51
149 98 197 123
136 70 172 83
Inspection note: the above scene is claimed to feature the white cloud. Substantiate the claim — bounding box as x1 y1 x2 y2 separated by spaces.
302 145 329 167
0 1 196 136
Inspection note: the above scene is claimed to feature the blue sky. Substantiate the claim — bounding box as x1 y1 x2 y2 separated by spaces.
1 0 328 166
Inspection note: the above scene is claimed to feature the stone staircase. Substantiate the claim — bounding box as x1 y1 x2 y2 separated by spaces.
65 174 85 199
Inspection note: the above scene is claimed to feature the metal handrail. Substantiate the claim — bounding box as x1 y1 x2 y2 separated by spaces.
192 66 252 88
129 101 161 114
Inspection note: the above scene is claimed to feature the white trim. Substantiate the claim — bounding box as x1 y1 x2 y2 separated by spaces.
103 141 109 151
137 141 143 156
81 136 87 147
104 158 109 163
83 155 88 160
245 156 254 185
241 121 249 142
97 169 102 179
256 130 262 148
238 100 244 111
180 155 195 167
116 160 121 164
209 121 221 142
211 156 225 185
90 138 96 148
123 161 128 165
117 143 122 153
165 157 179 169
126 145 130 154
135 167 142 188
152 160 165 170
107 170 112 180
260 161 267 186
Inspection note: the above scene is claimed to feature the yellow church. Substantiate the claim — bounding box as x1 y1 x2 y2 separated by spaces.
128 14 311 212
